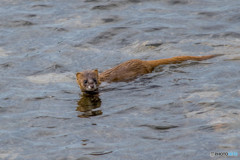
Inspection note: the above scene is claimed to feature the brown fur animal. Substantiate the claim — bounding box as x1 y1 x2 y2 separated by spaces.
76 54 221 93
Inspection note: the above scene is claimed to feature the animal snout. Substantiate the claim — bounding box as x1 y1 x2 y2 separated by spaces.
89 83 94 88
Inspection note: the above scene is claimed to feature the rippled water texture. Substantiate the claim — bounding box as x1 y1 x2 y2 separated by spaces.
0 0 240 159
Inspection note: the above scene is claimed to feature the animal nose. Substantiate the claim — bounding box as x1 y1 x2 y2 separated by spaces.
89 84 94 88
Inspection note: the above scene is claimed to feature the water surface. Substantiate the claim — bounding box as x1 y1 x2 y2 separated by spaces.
0 0 240 159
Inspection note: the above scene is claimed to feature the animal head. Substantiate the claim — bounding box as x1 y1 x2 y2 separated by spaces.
76 69 101 93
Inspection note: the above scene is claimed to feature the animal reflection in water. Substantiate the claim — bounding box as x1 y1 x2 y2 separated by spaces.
76 93 102 118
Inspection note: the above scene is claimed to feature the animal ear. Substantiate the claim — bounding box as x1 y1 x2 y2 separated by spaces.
76 72 83 80
94 69 99 75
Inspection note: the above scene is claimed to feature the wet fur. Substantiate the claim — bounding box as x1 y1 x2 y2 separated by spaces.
76 69 101 92
76 54 221 92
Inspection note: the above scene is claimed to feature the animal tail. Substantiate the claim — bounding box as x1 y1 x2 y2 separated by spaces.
145 54 223 68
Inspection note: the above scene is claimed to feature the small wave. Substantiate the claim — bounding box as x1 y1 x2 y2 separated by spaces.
11 20 35 27
92 4 119 10
26 72 75 84
139 124 178 130
0 47 10 57
31 4 53 8
88 150 113 156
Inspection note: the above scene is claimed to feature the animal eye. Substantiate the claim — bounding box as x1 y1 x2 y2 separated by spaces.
93 78 97 83
84 80 88 84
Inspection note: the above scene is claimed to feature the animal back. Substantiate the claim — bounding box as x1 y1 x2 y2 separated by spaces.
99 59 153 82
